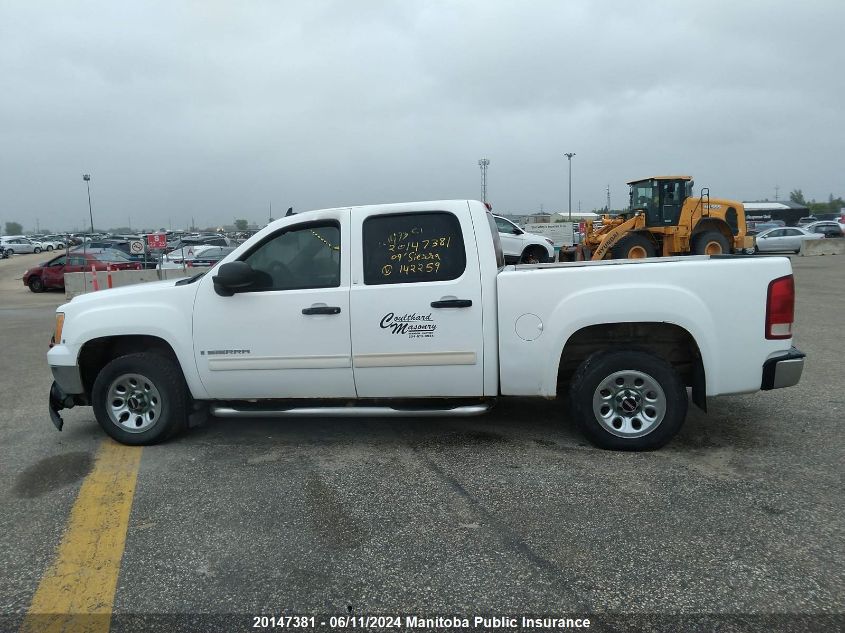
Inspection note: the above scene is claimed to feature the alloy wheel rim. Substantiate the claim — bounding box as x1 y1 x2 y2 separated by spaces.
106 373 162 433
592 369 667 438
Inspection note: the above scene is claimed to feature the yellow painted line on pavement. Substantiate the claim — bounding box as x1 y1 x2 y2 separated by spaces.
20 440 143 633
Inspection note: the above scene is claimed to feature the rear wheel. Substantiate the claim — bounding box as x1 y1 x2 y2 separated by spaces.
33 247 42 254
692 230 730 255
520 245 549 264
92 352 189 445
46 245 54 251
569 350 688 450
611 233 656 259
28 277 44 292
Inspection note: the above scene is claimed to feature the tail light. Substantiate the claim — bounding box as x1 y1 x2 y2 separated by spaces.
765 275 794 339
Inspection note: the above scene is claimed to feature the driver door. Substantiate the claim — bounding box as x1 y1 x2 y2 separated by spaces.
41 256 66 288
192 209 355 400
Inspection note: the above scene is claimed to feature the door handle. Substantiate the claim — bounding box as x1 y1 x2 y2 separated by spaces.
302 306 341 315
430 299 472 308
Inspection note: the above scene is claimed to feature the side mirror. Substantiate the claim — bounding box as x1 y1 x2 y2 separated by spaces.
212 261 256 297
512 227 522 235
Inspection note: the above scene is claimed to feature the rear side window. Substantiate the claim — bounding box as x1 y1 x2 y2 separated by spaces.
362 212 466 285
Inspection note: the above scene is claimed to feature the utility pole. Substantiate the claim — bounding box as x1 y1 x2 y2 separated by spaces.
774 185 780 201
478 158 490 203
606 184 611 213
564 153 575 219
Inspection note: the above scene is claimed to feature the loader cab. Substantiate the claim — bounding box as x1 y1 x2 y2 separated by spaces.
628 176 693 228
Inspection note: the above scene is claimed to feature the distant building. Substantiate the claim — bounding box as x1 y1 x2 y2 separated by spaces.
743 201 808 226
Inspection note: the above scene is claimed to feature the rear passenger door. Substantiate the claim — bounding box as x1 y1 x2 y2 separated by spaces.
349 205 485 397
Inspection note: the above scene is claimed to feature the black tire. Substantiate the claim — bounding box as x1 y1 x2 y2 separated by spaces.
692 230 730 255
519 245 549 264
753 244 759 254
46 245 54 251
92 352 189 445
28 277 44 293
610 233 656 259
33 247 42 254
568 349 688 451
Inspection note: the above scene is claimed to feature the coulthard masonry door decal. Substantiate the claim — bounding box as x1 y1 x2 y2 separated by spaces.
379 312 437 339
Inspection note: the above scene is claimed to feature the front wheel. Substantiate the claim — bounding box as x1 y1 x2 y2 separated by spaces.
28 277 44 293
568 350 688 450
611 233 656 259
692 230 730 255
92 352 189 445
520 245 549 264
33 247 42 254
46 245 53 251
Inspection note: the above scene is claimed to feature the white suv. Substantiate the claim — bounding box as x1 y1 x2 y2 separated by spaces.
492 215 555 263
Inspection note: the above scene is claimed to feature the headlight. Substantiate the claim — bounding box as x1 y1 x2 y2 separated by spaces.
54 313 65 344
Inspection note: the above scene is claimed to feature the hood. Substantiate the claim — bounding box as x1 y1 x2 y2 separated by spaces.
62 277 191 310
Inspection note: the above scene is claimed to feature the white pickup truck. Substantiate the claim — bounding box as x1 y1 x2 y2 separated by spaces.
47 200 805 450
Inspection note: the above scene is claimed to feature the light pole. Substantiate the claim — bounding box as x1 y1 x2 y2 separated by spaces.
564 153 575 220
82 174 94 258
82 174 95 235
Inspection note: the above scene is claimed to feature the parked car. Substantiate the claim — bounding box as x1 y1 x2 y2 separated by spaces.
30 237 64 251
0 236 45 253
41 235 69 249
48 199 804 451
22 252 139 292
492 215 555 263
797 216 818 227
753 226 820 253
747 221 786 235
165 234 232 254
802 221 844 238
0 244 11 258
70 242 157 269
160 245 237 268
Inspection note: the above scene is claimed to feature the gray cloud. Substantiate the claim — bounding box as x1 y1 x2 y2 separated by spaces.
1 0 842 231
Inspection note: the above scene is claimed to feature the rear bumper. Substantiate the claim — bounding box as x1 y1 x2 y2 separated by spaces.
761 347 805 390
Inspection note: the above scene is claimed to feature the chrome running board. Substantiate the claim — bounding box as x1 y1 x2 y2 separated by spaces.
210 403 492 419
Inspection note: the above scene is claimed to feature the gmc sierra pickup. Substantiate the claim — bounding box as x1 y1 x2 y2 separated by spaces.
47 200 805 450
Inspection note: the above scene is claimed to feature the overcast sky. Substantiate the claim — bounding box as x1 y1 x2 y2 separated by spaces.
1 1 842 231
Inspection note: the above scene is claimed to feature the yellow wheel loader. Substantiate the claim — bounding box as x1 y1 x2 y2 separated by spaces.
570 176 753 261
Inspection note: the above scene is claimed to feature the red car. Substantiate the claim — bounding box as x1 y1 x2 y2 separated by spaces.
22 252 138 292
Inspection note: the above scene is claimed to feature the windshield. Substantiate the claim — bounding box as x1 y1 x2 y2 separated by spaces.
630 181 658 211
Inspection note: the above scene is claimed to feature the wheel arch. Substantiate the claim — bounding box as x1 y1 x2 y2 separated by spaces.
692 218 734 242
554 321 707 411
77 335 196 400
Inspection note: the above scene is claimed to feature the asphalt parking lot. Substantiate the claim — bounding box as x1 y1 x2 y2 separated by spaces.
1 251 843 631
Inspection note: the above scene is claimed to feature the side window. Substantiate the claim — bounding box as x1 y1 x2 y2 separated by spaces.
68 257 86 266
362 212 466 285
243 222 340 291
768 229 784 237
51 256 67 266
494 217 516 234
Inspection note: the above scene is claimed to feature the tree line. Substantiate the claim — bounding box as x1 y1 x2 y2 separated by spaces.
789 190 844 216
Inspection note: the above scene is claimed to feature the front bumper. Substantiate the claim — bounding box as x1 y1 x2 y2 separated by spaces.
761 347 805 390
48 365 87 432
